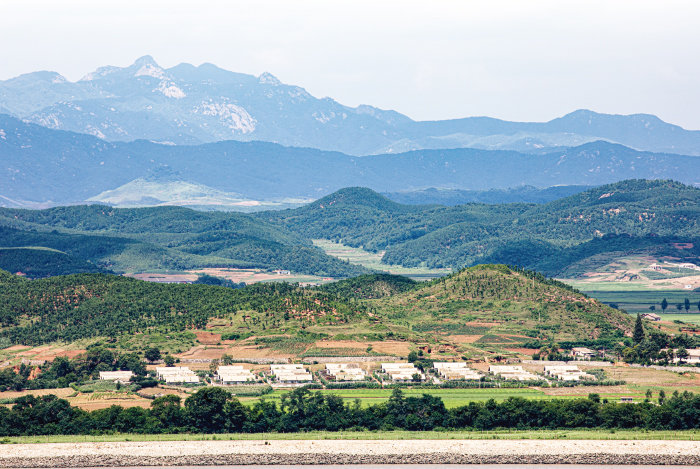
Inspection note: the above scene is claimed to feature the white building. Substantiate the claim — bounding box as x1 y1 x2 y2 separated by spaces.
381 362 425 382
543 365 595 381
325 363 366 381
674 348 700 364
489 365 539 381
98 371 133 383
155 366 200 384
270 364 313 383
433 362 481 380
570 347 597 360
216 365 256 384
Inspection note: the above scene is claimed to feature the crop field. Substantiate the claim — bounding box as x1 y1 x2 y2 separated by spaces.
233 387 619 408
313 239 451 280
582 290 700 314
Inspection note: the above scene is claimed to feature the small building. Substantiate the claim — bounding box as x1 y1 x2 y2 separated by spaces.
488 365 539 381
273 269 291 276
570 347 597 360
543 365 595 381
98 370 133 383
381 363 425 382
648 264 663 271
433 362 481 380
270 364 313 383
325 363 366 381
156 366 200 384
620 397 634 403
641 313 661 321
679 349 700 364
216 365 256 384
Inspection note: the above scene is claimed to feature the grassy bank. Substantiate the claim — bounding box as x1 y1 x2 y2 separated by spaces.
4 429 700 444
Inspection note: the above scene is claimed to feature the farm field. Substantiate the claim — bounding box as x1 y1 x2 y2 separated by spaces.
313 239 451 280
581 290 700 315
128 267 331 286
4 429 700 443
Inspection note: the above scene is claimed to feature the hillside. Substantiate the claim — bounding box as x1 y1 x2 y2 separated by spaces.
383 185 595 206
0 265 633 352
0 208 369 277
1 114 699 207
263 180 700 275
3 57 700 156
375 265 633 345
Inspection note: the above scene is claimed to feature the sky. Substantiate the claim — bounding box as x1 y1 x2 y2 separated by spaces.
1 0 700 128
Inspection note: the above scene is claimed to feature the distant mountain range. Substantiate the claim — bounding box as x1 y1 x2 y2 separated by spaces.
382 185 595 206
2 56 700 155
1 114 699 208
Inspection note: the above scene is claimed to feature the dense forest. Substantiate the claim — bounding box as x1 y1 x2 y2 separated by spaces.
261 180 700 274
0 179 697 277
0 207 368 277
1 386 700 436
0 269 369 345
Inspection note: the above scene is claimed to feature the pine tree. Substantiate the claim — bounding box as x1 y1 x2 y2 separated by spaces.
633 314 645 344
661 298 668 312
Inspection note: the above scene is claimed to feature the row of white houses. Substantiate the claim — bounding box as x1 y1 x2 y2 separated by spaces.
543 365 595 381
108 361 603 386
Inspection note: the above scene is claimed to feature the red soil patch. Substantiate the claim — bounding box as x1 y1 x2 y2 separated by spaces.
672 243 694 250
33 349 86 361
194 331 222 345
448 335 484 344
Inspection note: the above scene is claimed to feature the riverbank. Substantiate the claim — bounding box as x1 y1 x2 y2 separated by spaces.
2 439 700 467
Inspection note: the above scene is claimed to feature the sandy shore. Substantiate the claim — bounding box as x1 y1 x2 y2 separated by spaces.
2 439 700 467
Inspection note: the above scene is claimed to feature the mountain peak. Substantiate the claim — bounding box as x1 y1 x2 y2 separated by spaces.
310 187 406 212
132 55 159 67
258 72 281 85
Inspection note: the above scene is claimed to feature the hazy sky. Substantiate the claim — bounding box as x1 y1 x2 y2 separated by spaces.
2 0 700 128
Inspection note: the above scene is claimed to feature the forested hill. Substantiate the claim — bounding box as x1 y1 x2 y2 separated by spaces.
0 206 369 277
375 265 634 342
0 265 632 346
1 179 697 278
260 180 700 274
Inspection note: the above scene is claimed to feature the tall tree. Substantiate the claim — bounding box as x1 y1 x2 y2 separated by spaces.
661 298 668 312
684 298 690 312
633 314 645 344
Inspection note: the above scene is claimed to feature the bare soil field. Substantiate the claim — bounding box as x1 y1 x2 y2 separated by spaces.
0 387 74 400
13 345 86 362
193 331 222 345
448 334 484 344
69 394 152 411
176 343 294 361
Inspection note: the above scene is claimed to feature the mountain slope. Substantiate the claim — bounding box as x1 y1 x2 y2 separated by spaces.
1 114 698 207
263 180 700 274
0 207 369 277
0 265 632 348
2 57 700 155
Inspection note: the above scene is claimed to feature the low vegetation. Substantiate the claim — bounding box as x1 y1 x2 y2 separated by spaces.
1 386 700 436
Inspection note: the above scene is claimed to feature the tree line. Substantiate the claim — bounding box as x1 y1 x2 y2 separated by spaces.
1 386 700 436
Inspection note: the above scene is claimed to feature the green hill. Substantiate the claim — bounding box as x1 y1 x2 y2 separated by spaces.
376 265 633 344
0 247 109 278
0 265 633 350
262 180 700 275
320 273 419 299
0 207 369 277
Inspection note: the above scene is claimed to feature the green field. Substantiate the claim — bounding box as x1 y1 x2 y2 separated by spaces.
5 429 700 443
313 239 451 280
582 290 700 314
235 387 649 408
